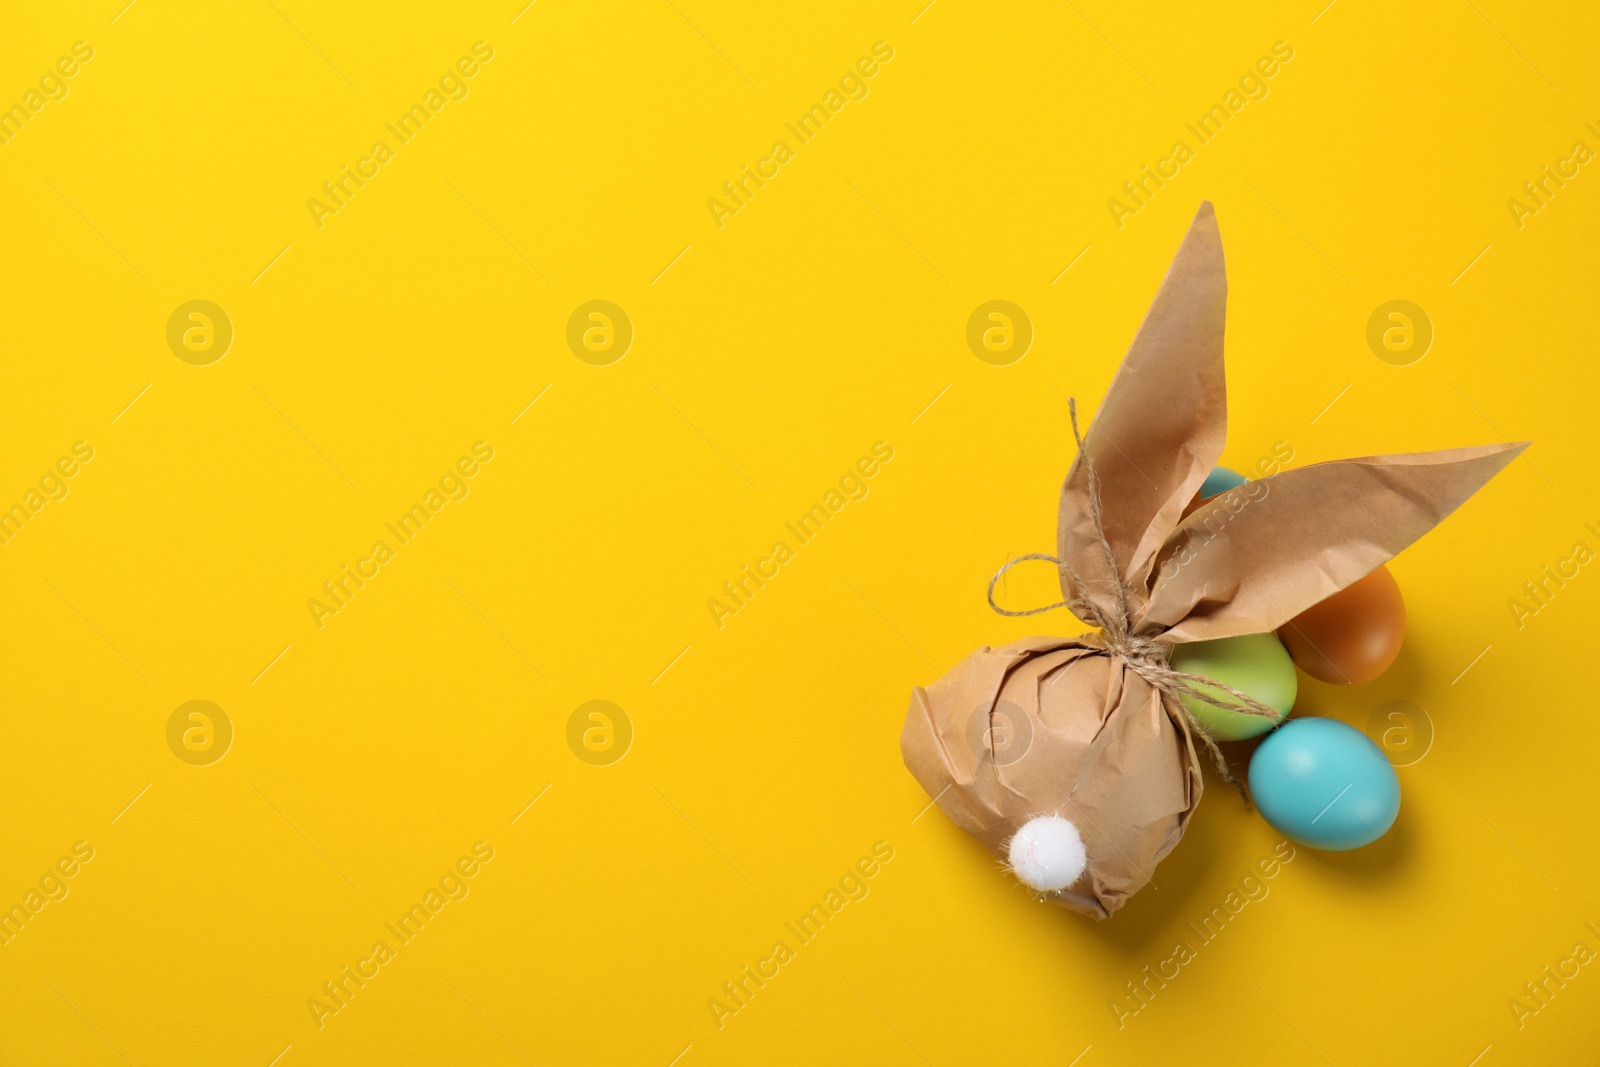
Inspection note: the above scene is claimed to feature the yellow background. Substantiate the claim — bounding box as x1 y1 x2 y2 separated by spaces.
2 0 1596 1063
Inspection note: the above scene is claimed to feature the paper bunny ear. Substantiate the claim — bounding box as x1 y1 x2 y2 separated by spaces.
1137 442 1525 642
1058 202 1228 620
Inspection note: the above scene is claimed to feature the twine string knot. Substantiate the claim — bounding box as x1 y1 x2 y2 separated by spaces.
985 398 1283 798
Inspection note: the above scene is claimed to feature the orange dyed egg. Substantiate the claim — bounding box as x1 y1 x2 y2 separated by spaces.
1278 565 1406 685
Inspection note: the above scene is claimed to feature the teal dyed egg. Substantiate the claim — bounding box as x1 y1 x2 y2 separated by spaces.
1199 465 1247 498
1248 717 1400 850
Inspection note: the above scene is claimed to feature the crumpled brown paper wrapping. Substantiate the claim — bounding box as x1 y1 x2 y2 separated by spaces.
901 202 1523 919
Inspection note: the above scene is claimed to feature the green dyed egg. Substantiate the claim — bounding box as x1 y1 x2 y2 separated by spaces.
1169 633 1297 741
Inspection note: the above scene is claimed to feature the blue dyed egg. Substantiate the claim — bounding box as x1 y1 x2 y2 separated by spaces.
1248 717 1399 850
1199 465 1247 499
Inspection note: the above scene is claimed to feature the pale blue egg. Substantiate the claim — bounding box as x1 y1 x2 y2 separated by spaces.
1199 465 1247 499
1248 717 1399 850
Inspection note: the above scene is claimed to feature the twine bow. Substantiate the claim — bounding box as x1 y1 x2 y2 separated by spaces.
986 399 1282 798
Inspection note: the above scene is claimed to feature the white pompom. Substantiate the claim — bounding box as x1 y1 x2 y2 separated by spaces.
1007 815 1087 892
